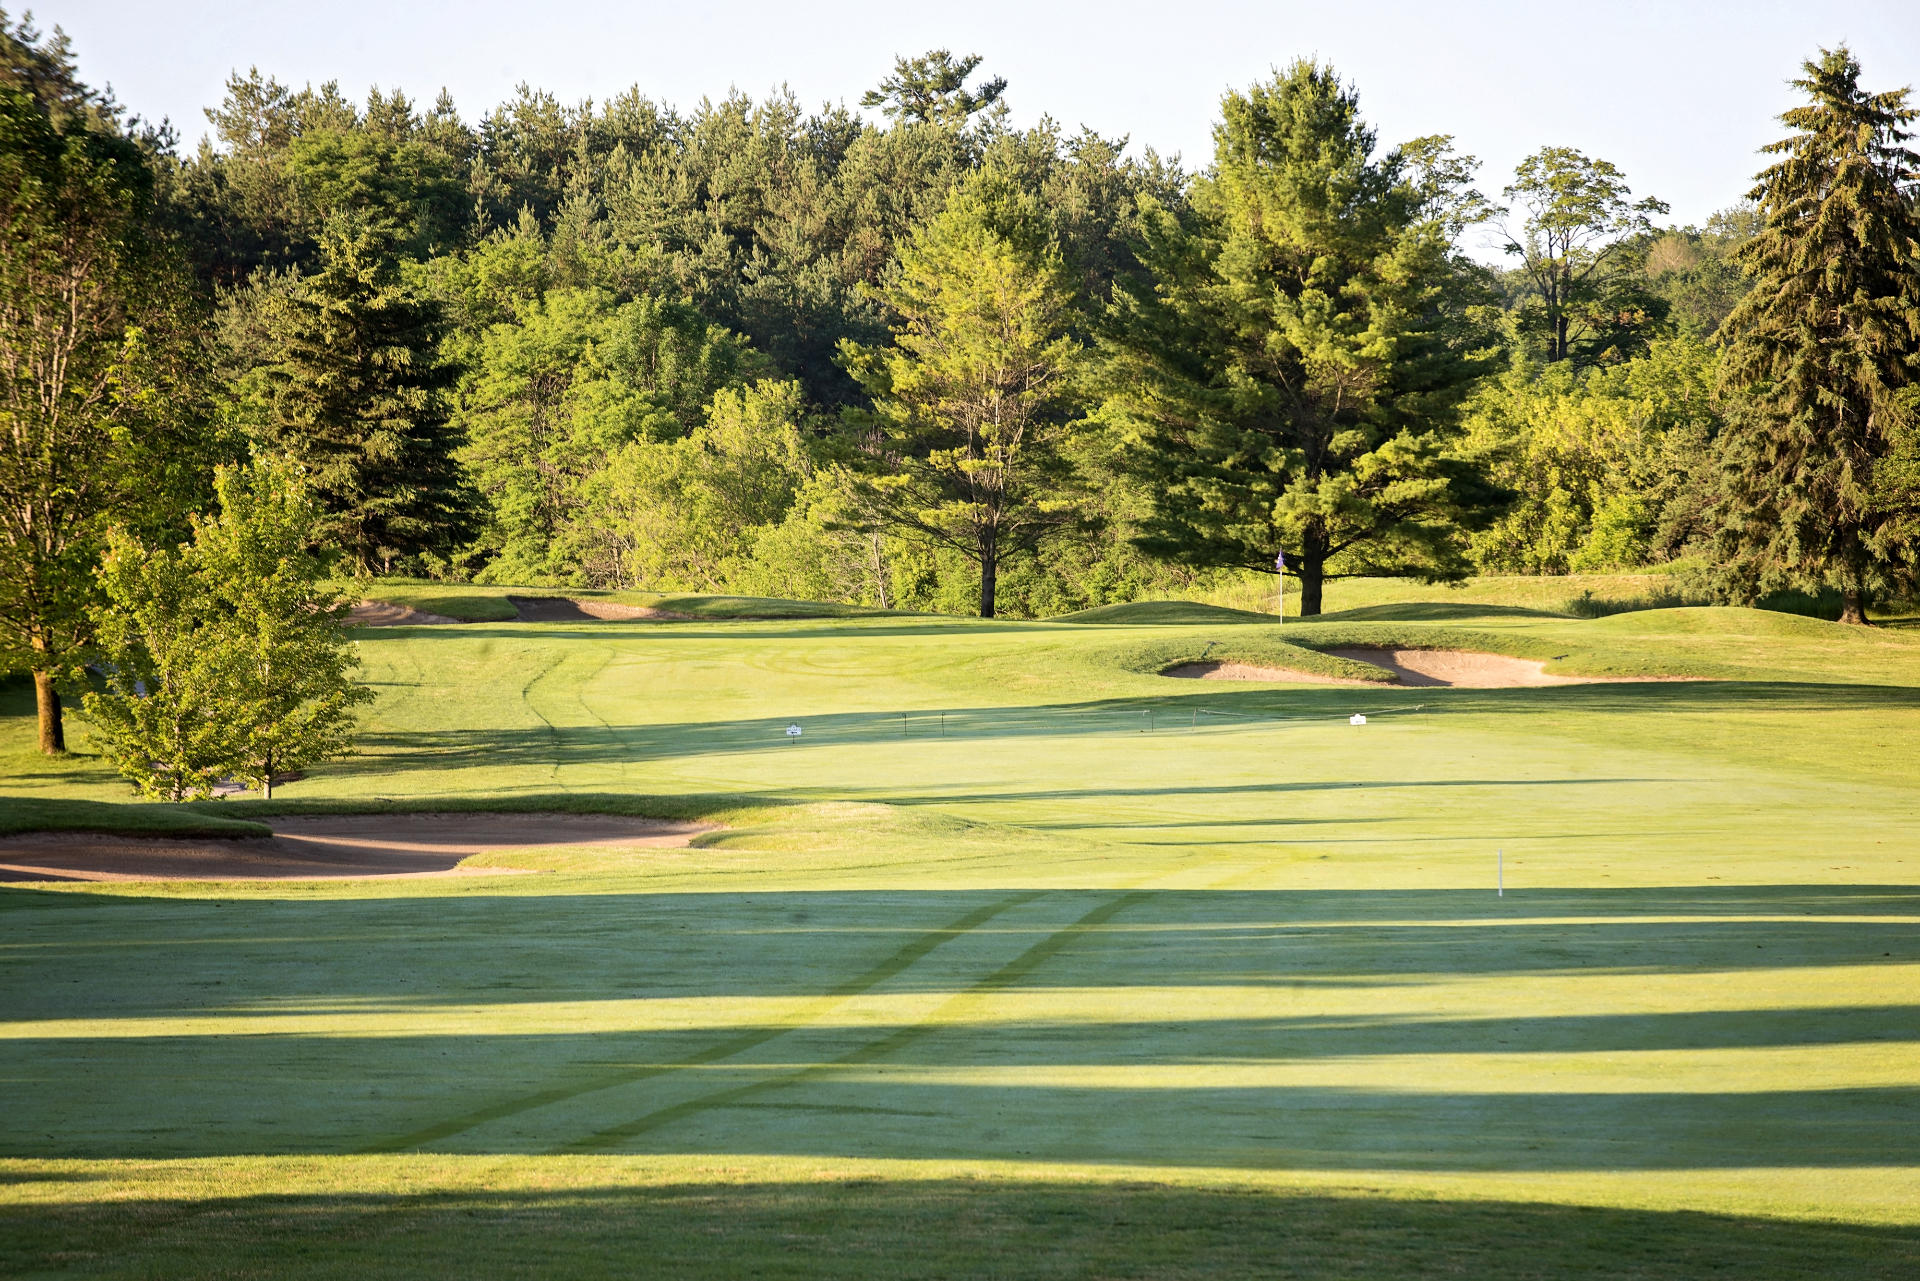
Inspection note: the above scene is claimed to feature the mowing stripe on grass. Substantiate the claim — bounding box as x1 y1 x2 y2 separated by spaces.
557 890 1154 1153
361 890 1047 1153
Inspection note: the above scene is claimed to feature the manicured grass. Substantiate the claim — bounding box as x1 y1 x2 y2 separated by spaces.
0 795 268 839
3 583 1919 1275
349 578 902 623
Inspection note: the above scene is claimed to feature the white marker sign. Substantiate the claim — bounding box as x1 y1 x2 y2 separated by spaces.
786 723 803 738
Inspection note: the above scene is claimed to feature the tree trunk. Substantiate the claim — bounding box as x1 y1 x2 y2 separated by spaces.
868 531 891 610
1296 530 1328 618
978 539 998 619
33 670 65 754
1839 581 1870 626
262 747 274 800
1299 566 1324 617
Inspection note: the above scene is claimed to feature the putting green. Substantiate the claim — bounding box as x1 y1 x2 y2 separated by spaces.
3 600 1918 1276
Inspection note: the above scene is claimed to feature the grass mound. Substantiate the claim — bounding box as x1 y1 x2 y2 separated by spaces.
1088 628 1394 682
1314 602 1565 623
354 581 900 623
0 797 270 840
1056 600 1278 625
1585 605 1883 640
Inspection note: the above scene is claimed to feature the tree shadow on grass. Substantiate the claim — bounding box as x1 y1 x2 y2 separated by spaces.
1 1177 1915 1279
3 883 1917 1169
337 679 1920 778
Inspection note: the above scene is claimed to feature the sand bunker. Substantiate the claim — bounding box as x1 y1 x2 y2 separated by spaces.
1162 660 1377 686
0 813 711 883
349 600 462 626
1163 648 1696 688
507 596 691 622
1325 647 1694 688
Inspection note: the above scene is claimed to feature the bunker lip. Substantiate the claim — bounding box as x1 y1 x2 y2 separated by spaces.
1161 660 1380 686
0 813 713 882
1324 646 1702 688
349 600 463 626
507 596 694 622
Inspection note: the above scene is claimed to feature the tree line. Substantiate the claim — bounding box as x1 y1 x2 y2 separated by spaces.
4 14 1919 771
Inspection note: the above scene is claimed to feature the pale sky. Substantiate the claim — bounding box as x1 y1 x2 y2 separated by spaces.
41 0 1920 253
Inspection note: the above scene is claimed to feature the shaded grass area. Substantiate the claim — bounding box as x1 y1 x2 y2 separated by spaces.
0 796 268 840
4 1164 1917 1280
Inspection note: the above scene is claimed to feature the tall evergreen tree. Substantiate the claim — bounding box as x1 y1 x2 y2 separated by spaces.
249 216 476 571
860 51 1006 128
1714 47 1920 624
840 167 1087 617
1104 62 1498 616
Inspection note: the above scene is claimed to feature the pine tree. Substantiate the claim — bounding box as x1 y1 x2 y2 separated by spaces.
839 167 1087 617
1714 47 1920 625
1102 62 1499 616
253 216 476 572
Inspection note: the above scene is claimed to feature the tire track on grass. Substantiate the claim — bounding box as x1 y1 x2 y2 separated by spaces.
360 890 1046 1153
515 644 573 793
555 890 1153 1153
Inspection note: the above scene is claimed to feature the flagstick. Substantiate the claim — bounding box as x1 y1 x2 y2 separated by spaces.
1275 549 1285 625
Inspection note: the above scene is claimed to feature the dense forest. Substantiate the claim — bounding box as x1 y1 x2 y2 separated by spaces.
4 11 1919 758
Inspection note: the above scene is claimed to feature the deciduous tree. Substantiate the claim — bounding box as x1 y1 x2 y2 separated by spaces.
0 17 214 755
1500 147 1669 366
82 459 369 800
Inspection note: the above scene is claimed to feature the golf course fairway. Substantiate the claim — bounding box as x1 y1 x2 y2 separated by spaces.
2 595 1918 1277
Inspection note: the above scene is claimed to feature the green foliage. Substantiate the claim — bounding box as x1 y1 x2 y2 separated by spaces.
1104 61 1499 616
81 460 370 800
1466 337 1723 573
175 72 473 287
238 217 477 571
840 167 1090 617
1498 147 1670 366
0 20 221 754
1713 46 1920 622
1643 205 1758 338
82 530 245 800
452 288 763 582
576 379 811 589
860 50 1007 128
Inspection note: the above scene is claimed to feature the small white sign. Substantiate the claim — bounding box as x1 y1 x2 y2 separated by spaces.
786 723 804 738
1349 714 1367 726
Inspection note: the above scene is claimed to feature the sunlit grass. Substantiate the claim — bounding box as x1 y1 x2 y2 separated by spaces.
3 581 1919 1274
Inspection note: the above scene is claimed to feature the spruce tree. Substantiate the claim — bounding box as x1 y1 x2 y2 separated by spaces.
1714 47 1920 624
254 216 475 571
